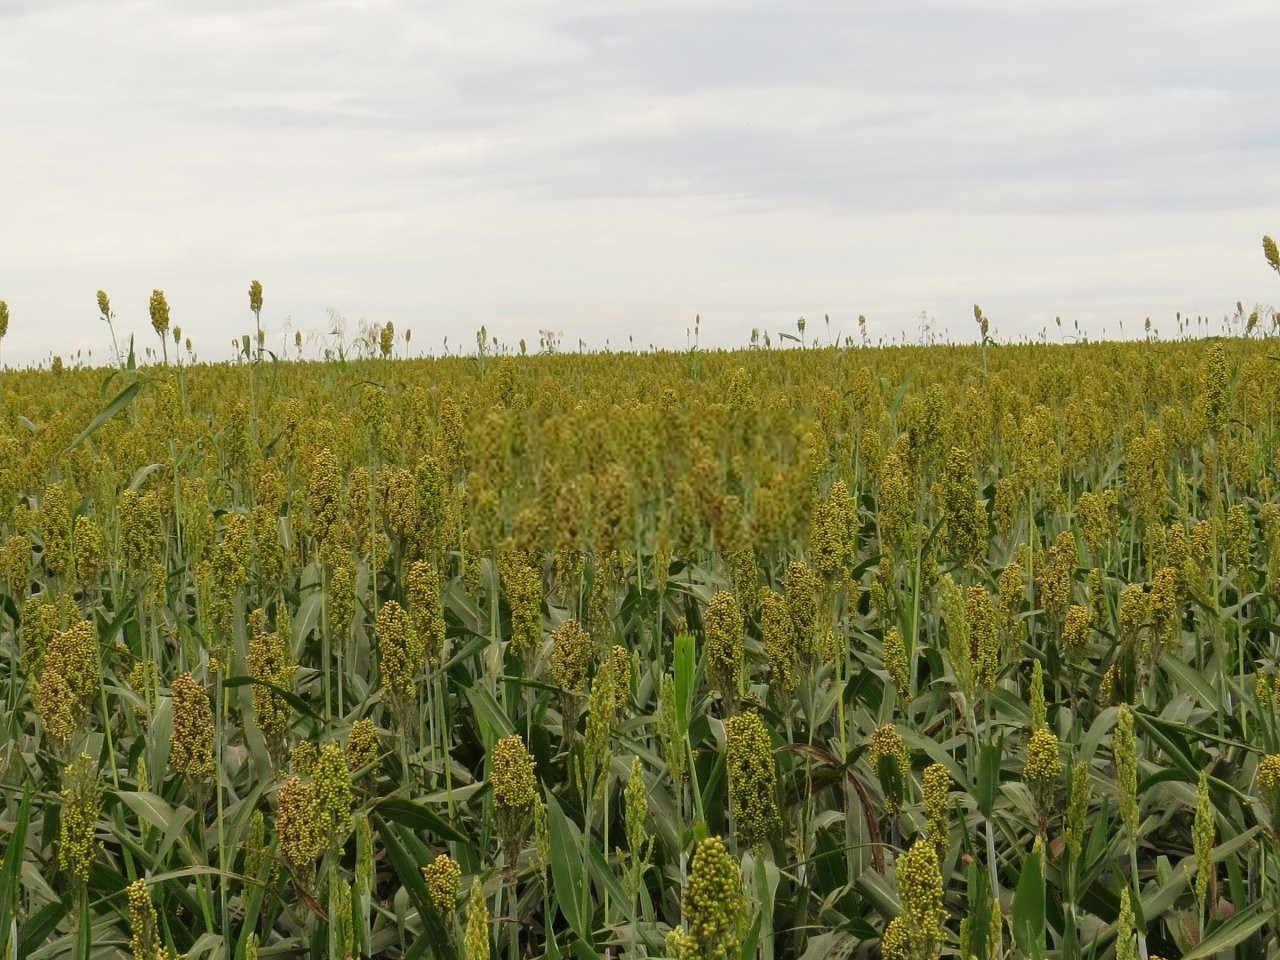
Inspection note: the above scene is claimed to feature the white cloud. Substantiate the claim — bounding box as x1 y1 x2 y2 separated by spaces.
0 0 1277 364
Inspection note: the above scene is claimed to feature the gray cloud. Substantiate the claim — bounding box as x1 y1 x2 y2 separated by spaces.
1 0 1278 364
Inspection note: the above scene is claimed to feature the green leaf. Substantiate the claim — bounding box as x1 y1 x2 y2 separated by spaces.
740 852 778 960
0 791 30 957
963 862 994 960
234 858 271 960
1012 844 1045 959
139 865 232 884
371 817 457 960
1136 827 1258 924
18 901 65 957
674 632 696 735
139 693 173 784
1130 711 1198 781
545 793 591 945
462 684 515 743
875 754 904 811
1160 656 1218 709
854 868 898 918
222 675 322 723
739 910 764 960
184 933 225 960
114 791 194 862
585 838 629 910
62 380 139 454
372 797 468 845
1180 899 1269 959
974 739 1003 817
114 790 190 834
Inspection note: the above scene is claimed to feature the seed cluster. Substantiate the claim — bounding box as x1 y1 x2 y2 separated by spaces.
168 672 214 778
35 618 99 743
725 710 780 848
423 852 461 914
57 753 100 885
676 836 744 960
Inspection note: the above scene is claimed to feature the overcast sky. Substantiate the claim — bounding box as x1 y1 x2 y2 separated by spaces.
2 0 1279 364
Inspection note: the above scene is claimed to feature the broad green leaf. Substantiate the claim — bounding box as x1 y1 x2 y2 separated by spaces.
184 933 225 960
114 790 194 861
1012 845 1045 959
1160 656 1218 709
974 739 1003 817
545 793 590 946
114 790 190 835
18 901 64 959
75 891 90 960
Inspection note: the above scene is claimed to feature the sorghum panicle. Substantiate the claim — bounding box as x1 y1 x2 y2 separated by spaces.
58 753 100 885
346 718 380 778
276 775 323 872
463 878 489 960
1066 759 1091 861
169 672 214 778
406 559 447 665
724 710 781 848
704 591 744 707
1193 772 1214 907
424 853 461 915
127 878 178 960
1114 705 1140 839
759 587 797 702
549 617 592 694
36 618 100 744
869 723 910 814
314 740 354 845
882 625 909 698
375 600 422 717
896 837 946 956
922 762 952 853
679 837 744 960
247 609 294 751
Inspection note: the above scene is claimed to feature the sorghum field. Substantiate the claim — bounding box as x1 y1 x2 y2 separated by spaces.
4 289 1280 960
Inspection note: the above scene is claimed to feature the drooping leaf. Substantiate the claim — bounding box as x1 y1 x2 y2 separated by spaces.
62 380 140 453
372 797 468 845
